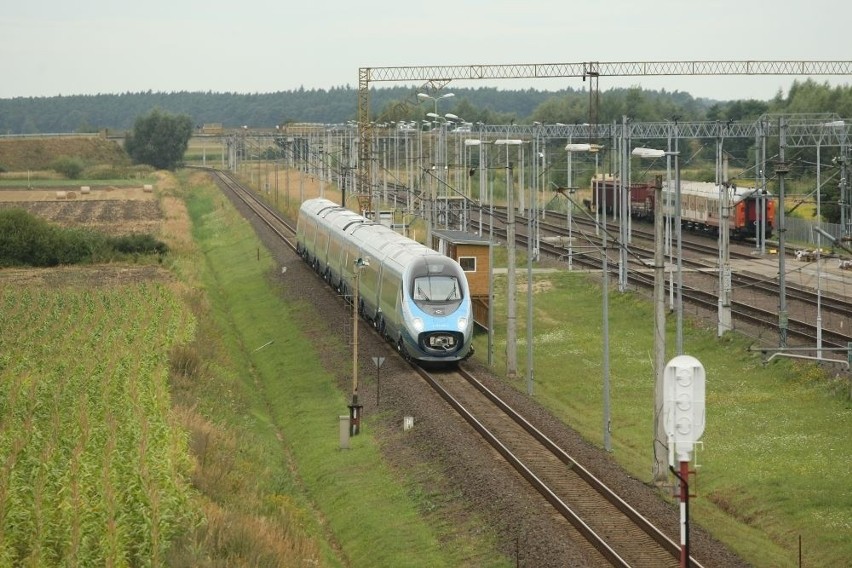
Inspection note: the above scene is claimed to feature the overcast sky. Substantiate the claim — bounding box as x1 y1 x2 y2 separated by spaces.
2 0 850 102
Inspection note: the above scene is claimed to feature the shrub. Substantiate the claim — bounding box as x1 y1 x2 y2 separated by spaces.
108 233 169 255
51 155 86 179
0 208 59 266
0 210 168 266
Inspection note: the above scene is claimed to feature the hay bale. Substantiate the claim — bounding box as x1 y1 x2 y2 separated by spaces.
66 191 77 200
143 184 154 193
56 191 67 200
80 186 91 194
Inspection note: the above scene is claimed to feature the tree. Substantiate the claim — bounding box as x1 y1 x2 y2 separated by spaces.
125 109 193 170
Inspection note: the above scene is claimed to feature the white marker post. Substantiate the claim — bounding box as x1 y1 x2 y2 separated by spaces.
664 355 706 568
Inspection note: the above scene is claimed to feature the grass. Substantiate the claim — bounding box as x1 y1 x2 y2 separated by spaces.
172 172 510 567
0 136 128 171
474 268 852 567
0 178 157 188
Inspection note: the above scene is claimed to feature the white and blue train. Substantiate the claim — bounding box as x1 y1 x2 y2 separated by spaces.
296 198 474 364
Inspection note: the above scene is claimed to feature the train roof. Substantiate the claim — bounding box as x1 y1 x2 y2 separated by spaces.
662 180 771 202
301 197 447 269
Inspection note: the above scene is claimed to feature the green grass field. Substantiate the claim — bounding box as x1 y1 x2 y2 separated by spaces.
475 264 852 567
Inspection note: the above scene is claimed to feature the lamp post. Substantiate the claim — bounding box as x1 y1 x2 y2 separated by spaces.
633 146 679 483
349 257 369 436
417 92 455 117
495 138 524 380
566 141 610 450
445 113 466 229
566 143 594 271
819 121 845 356
464 139 483 234
639 147 683 355
418 93 455 245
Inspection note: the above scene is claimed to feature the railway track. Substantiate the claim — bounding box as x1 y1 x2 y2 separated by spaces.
210 169 715 566
210 168 299 249
421 364 703 567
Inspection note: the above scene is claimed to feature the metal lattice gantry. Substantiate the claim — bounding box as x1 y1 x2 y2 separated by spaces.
471 115 851 147
356 59 852 209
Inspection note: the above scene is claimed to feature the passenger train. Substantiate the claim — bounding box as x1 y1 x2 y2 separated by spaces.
296 198 474 364
590 178 775 240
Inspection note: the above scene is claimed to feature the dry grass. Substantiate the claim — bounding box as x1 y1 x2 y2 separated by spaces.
159 195 194 254
0 264 173 287
0 136 128 170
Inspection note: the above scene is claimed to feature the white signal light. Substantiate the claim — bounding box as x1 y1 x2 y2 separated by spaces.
664 355 706 463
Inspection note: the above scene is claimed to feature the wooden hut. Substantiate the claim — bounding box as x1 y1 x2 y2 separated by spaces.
431 230 491 329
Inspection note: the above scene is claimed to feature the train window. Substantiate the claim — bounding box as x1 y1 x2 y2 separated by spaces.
459 257 476 272
413 276 462 302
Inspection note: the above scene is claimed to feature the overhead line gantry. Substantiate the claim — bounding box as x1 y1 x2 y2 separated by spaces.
356 59 852 211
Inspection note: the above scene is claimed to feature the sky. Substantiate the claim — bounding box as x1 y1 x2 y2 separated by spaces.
2 0 851 103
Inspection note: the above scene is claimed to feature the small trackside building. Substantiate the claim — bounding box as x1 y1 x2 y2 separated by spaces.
431 229 491 330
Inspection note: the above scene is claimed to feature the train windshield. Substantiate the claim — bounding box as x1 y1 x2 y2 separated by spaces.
412 275 462 303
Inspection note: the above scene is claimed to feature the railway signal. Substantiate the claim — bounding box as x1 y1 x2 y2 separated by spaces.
664 355 706 568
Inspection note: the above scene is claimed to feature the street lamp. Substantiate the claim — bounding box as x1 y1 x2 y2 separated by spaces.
633 147 683 354
445 113 466 228
565 143 594 270
632 146 679 484
816 120 846 359
349 256 370 436
417 92 455 116
425 112 457 233
464 139 483 234
494 138 524 381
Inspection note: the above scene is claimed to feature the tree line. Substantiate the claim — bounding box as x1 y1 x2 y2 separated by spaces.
2 80 851 135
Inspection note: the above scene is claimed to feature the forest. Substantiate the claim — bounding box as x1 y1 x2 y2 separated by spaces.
2 79 852 135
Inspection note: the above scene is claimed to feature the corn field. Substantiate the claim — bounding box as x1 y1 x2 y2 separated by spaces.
0 282 197 566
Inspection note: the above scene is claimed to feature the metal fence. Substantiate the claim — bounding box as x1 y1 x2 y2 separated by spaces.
784 217 844 247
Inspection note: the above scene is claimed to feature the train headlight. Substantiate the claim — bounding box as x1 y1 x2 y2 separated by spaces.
457 317 468 331
412 317 424 332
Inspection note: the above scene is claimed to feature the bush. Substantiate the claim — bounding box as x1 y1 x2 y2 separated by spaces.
0 209 168 267
51 155 85 179
108 233 169 255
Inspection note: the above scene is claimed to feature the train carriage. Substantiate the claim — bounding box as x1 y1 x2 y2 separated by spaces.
590 178 774 240
297 198 474 364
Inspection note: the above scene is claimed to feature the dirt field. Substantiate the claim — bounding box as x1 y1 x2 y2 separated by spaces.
0 186 161 235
